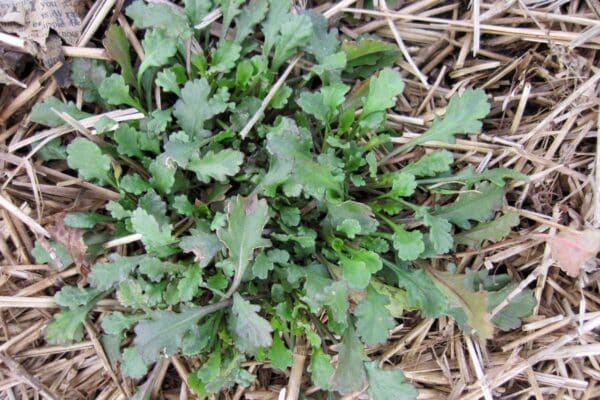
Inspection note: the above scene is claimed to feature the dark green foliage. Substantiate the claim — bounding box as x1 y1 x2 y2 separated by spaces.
40 1 532 398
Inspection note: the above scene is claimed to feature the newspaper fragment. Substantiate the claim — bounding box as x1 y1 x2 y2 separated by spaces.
0 0 85 47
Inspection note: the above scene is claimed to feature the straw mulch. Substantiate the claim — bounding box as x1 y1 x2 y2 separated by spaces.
1 0 599 399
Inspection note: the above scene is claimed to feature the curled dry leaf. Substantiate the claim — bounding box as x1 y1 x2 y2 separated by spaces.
48 213 88 268
548 229 600 277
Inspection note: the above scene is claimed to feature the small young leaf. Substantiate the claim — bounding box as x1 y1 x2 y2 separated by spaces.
122 347 149 378
268 334 292 370
173 195 196 216
114 125 143 158
360 67 404 121
71 58 110 103
67 138 112 184
313 51 347 80
318 280 349 326
88 255 144 291
182 313 221 356
103 24 135 87
210 40 242 74
262 118 342 199
46 307 89 344
443 166 527 188
178 264 202 303
149 154 175 194
55 286 100 308
331 326 367 394
296 91 326 123
234 0 268 42
252 252 274 280
139 190 169 226
31 96 90 127
354 286 395 345
325 201 379 237
391 265 447 318
133 302 229 364
340 255 369 290
36 138 67 161
190 350 255 395
305 12 339 64
179 228 223 268
342 37 400 78
188 149 244 183
392 225 424 261
261 0 289 57
220 0 244 38
401 150 454 177
138 257 175 282
388 172 417 197
302 266 349 326
217 194 270 297
270 84 292 109
421 212 453 255
455 211 519 248
106 201 132 220
392 89 490 155
124 173 160 200
102 311 145 335
434 183 504 229
173 79 230 137
309 348 334 390
364 361 418 400
297 82 349 124
184 0 212 25
146 110 172 138
32 240 73 269
156 68 181 95
117 279 148 308
489 285 536 331
371 280 408 318
467 167 527 187
138 29 177 80
271 14 313 70
366 151 378 177
64 212 112 229
126 0 191 38
228 293 273 355
99 74 142 110
131 208 174 253
340 248 382 290
337 219 361 239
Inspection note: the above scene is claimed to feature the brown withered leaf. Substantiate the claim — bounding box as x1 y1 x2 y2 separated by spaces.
548 229 600 277
0 66 25 87
47 213 88 267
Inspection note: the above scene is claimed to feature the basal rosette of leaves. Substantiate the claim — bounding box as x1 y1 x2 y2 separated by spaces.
31 0 536 398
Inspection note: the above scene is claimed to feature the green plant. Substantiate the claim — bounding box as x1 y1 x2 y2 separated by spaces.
33 0 535 397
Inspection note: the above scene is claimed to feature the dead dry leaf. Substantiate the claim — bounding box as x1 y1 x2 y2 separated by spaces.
0 66 25 87
548 230 600 277
39 34 64 68
47 213 88 267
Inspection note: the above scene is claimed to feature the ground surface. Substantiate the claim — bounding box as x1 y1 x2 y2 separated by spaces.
0 0 600 399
